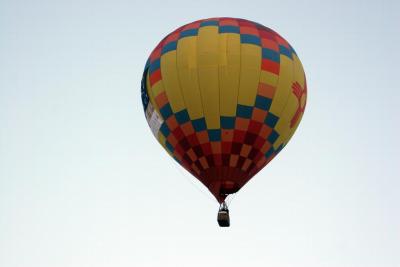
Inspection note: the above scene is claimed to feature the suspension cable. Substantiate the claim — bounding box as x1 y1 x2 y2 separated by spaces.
171 161 216 205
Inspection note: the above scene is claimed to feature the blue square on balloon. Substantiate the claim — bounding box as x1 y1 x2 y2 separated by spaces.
192 118 207 131
240 34 261 46
200 20 219 27
236 105 252 118
265 112 279 128
267 130 279 144
255 95 272 110
180 29 199 38
148 58 160 74
165 141 174 152
220 116 235 129
279 45 292 59
208 129 221 141
175 109 190 124
159 104 173 119
262 48 280 62
276 144 284 153
161 41 177 55
265 147 274 158
159 123 170 137
219 26 240 34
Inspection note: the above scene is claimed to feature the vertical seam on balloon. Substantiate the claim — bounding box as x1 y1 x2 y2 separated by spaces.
174 36 192 121
194 26 207 126
259 26 282 106
194 21 211 176
153 39 170 117
233 18 242 174
256 27 282 161
253 27 283 172
224 28 234 183
235 21 242 113
174 21 201 120
272 34 294 118
217 19 226 184
255 23 263 104
247 19 262 174
174 33 199 172
245 22 264 177
158 36 185 160
217 21 222 129
271 34 297 151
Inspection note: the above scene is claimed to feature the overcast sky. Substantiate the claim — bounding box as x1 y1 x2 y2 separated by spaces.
1 0 399 266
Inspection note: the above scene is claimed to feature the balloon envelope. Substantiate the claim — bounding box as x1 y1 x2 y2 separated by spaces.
141 17 307 203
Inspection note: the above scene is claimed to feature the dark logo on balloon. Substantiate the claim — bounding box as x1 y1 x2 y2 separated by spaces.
141 68 150 112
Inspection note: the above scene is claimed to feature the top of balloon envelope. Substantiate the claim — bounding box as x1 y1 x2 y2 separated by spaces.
141 17 307 203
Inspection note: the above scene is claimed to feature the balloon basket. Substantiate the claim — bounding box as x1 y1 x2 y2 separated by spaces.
217 202 230 227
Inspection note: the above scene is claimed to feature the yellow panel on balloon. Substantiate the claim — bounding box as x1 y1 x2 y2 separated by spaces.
259 71 279 87
293 54 305 88
158 131 167 148
197 26 220 129
160 51 185 113
273 95 298 149
237 44 261 106
176 36 204 120
218 33 241 117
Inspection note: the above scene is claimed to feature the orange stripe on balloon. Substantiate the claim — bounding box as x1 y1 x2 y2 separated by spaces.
257 83 276 98
261 59 280 74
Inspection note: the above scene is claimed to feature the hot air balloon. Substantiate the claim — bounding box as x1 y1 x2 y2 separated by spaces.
141 17 307 227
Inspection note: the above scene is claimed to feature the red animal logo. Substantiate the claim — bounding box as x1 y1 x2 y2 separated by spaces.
290 80 307 128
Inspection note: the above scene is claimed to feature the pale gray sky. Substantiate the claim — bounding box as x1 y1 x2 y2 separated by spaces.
1 0 399 267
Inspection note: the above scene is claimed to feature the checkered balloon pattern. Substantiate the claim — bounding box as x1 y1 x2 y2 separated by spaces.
141 17 307 203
